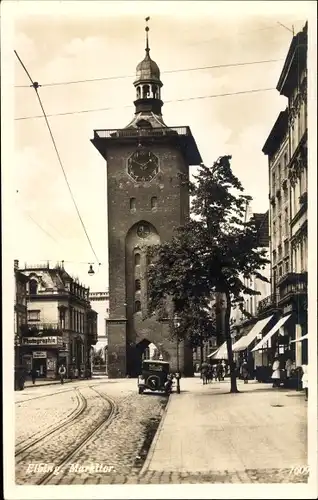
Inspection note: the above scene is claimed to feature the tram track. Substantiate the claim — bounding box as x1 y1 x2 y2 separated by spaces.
15 385 118 485
36 386 118 485
15 388 87 456
15 386 77 404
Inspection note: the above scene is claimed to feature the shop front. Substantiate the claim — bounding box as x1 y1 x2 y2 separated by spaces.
21 335 64 379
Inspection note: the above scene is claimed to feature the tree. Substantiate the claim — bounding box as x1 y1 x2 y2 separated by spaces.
146 156 269 393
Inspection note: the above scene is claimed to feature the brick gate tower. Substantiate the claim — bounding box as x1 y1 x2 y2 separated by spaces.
91 22 202 378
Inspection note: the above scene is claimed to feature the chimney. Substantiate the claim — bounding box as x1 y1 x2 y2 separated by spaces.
14 260 19 270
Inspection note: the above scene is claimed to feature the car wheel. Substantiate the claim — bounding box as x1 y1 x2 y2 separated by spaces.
138 387 144 394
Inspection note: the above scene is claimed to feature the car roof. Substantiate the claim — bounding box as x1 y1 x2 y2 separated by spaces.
142 359 169 364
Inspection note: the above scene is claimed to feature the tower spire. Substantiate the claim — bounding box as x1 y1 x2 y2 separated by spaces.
145 16 150 55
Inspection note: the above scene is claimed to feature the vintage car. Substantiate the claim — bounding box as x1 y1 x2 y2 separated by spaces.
137 359 172 394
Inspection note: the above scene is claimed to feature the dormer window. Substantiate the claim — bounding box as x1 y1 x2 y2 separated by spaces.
29 279 38 295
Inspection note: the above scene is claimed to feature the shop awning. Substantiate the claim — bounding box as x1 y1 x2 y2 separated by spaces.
208 341 228 359
290 334 308 343
251 314 292 352
232 315 274 352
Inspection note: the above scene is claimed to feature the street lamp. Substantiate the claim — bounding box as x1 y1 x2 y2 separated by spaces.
173 315 181 394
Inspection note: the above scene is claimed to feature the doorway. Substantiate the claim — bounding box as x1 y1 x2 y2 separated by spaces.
33 357 47 378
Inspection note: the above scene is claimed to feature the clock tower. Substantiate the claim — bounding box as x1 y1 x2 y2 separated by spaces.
91 22 202 378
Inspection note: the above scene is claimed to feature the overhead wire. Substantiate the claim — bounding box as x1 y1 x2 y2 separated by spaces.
15 87 276 121
14 50 101 266
15 58 283 88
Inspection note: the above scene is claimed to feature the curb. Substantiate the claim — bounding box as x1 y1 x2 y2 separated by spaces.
139 393 173 476
23 379 86 389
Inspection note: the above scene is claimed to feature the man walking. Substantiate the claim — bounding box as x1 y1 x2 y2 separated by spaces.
30 367 37 385
58 364 66 384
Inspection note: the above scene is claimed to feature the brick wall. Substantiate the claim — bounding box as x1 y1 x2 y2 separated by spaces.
106 140 193 377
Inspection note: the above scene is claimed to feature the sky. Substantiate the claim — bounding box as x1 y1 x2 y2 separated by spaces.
7 0 313 292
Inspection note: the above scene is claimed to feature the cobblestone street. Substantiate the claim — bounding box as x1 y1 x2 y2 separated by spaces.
15 377 308 485
15 378 167 485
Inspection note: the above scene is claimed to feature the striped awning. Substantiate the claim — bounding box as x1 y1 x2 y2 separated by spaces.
252 314 291 352
232 315 273 352
207 341 228 359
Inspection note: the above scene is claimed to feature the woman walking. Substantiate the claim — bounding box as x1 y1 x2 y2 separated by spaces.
241 359 249 384
301 365 308 401
271 357 281 388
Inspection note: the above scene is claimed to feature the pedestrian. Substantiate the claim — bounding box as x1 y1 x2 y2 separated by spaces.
301 364 308 401
271 357 281 388
241 359 249 384
285 358 293 379
30 367 37 385
74 367 79 379
221 360 226 380
58 364 66 384
69 367 73 382
216 361 223 382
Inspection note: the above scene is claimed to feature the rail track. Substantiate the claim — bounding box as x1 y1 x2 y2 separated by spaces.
15 388 87 456
37 386 118 485
15 386 77 404
15 385 118 485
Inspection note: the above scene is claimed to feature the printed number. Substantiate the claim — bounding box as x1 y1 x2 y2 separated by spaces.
289 465 309 475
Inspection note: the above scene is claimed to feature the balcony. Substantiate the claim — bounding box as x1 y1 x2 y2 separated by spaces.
277 272 307 306
257 294 278 315
93 126 191 140
21 322 63 337
91 126 202 165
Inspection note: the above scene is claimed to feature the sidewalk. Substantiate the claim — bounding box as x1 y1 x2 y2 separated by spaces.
141 378 307 483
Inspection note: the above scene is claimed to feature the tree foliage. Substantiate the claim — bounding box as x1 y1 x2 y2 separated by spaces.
146 156 270 392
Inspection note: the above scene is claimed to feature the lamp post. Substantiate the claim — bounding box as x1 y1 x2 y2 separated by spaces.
173 315 181 394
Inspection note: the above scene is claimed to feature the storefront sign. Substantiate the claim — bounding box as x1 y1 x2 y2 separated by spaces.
22 336 63 347
33 351 47 359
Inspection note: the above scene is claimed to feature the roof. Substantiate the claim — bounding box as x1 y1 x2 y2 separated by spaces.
142 359 169 364
135 52 161 83
252 211 269 248
276 23 307 97
262 109 288 157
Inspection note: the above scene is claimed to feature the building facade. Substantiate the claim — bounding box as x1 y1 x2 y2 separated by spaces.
91 24 202 377
14 260 29 368
262 23 308 366
231 212 272 369
18 262 97 378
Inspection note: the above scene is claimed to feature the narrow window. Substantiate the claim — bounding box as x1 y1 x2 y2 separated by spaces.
135 279 141 292
29 279 38 295
134 253 141 266
134 300 141 313
130 198 136 211
151 196 158 210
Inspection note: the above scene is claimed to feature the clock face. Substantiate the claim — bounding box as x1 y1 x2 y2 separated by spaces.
127 149 159 182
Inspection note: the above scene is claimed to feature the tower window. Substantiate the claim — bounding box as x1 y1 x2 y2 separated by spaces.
130 197 136 211
152 85 158 98
151 196 158 210
134 253 141 266
134 300 141 313
136 86 141 99
135 279 141 292
29 279 38 295
142 85 150 98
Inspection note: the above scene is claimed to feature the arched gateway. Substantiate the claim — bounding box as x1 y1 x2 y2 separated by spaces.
91 20 202 378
